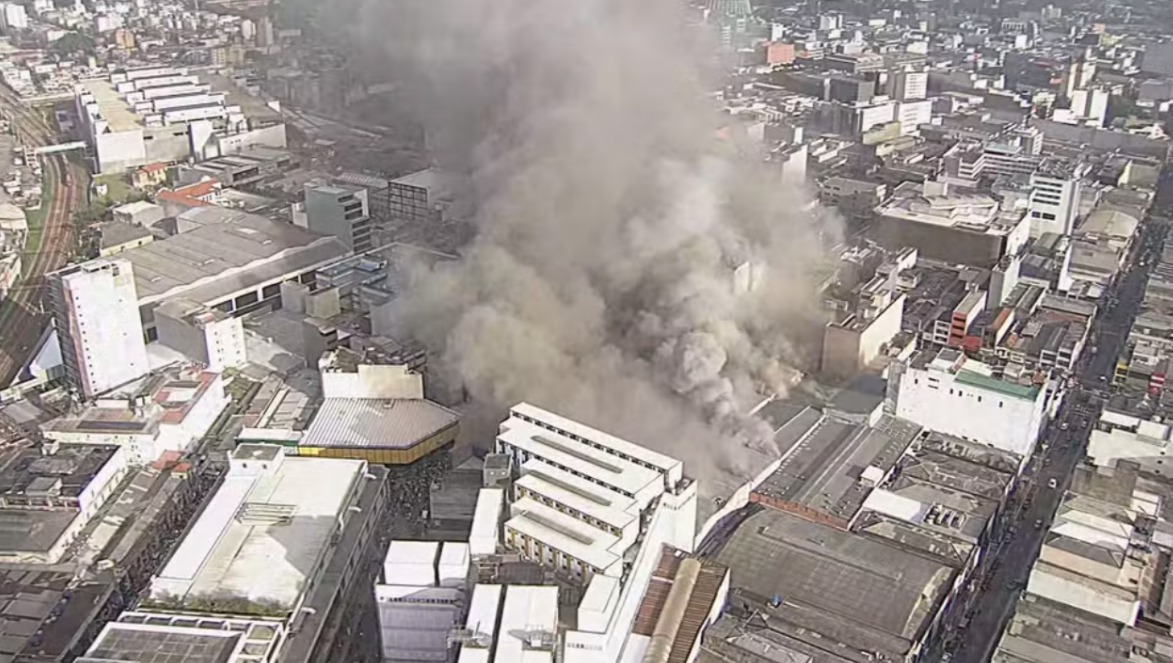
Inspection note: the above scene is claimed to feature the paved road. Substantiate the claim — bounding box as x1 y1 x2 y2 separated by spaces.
926 212 1171 663
0 87 79 386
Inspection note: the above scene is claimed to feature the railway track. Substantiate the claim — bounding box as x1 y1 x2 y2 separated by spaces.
0 87 81 387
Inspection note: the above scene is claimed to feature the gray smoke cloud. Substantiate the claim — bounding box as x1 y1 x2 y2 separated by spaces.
343 0 841 483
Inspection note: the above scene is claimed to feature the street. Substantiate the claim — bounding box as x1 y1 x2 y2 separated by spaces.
928 205 1171 662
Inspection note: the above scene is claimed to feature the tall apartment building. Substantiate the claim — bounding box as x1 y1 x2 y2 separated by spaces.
49 258 149 399
305 183 374 254
0 2 28 32
1029 160 1087 237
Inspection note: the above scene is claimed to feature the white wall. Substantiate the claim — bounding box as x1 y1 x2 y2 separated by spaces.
895 365 1047 456
320 364 424 400
95 129 148 174
1026 567 1140 626
376 585 462 662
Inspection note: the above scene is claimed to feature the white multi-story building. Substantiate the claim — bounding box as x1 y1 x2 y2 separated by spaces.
456 584 560 663
895 99 933 136
493 403 700 663
0 3 27 31
376 541 469 662
154 298 246 372
893 348 1055 456
1028 160 1088 237
49 258 149 399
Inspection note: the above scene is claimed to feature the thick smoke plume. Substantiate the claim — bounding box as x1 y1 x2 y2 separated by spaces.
349 0 840 482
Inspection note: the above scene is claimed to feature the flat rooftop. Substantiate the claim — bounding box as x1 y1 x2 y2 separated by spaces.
994 595 1139 663
495 585 558 663
82 79 142 132
42 366 220 436
117 210 348 304
715 508 955 660
301 398 459 449
149 454 365 611
81 614 283 663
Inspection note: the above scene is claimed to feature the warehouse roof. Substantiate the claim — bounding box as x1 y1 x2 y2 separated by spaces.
118 210 348 304
715 508 954 659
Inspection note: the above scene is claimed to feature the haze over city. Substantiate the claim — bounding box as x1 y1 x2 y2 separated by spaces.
0 0 1170 662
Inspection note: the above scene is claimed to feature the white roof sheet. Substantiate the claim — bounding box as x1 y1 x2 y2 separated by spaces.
463 584 503 650
151 456 365 610
495 586 559 663
498 420 661 498
862 488 930 523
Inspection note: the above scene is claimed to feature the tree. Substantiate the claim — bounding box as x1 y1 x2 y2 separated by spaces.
50 32 96 58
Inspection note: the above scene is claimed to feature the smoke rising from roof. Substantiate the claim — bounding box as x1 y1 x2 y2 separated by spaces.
350 0 840 481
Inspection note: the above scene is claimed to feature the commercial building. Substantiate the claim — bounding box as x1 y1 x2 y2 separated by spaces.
48 258 150 399
496 404 696 581
873 180 1031 268
304 182 374 254
714 507 955 662
75 67 286 173
1143 42 1173 77
41 365 230 464
139 444 388 663
376 541 469 662
893 347 1055 456
110 208 349 341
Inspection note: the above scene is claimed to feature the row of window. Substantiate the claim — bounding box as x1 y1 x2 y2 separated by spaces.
515 485 623 537
506 529 601 578
510 412 665 476
503 445 634 498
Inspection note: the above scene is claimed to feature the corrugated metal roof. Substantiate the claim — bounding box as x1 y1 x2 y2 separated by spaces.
301 398 459 449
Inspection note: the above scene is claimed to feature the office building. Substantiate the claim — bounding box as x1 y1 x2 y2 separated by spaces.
893 347 1055 456
49 258 149 399
305 182 374 254
891 69 928 101
1028 160 1088 237
0 3 27 32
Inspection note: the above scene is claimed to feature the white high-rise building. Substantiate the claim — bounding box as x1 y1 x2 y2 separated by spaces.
0 3 28 32
49 258 149 399
1028 161 1087 237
